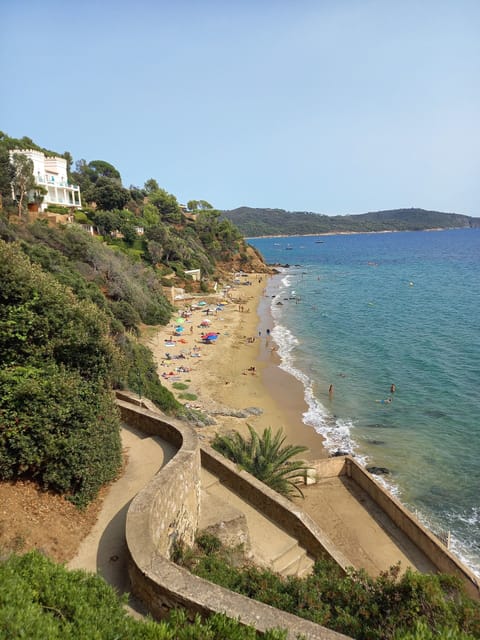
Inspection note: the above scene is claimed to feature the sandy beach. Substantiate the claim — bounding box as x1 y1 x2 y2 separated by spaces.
144 274 327 460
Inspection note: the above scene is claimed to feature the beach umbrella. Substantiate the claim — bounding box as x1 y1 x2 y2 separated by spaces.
202 332 218 341
200 319 211 326
175 326 184 333
175 317 185 324
198 301 207 306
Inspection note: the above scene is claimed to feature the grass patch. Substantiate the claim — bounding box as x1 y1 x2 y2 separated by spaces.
172 382 189 390
179 392 197 401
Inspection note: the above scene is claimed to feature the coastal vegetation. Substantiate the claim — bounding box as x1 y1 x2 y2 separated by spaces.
212 426 311 498
177 533 480 640
0 551 288 639
222 206 479 238
0 130 262 509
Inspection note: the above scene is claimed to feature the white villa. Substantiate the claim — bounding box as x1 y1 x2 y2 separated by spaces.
11 149 82 211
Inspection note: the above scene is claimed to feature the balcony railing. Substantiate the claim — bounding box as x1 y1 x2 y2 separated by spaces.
36 175 80 190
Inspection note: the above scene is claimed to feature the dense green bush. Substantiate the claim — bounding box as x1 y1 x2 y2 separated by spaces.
0 552 287 639
0 364 121 506
23 223 172 326
178 536 480 640
45 203 70 214
0 241 122 506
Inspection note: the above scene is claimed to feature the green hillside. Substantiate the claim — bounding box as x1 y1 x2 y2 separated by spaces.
0 131 265 507
222 206 478 237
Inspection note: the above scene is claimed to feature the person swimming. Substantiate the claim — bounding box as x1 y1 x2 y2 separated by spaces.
376 397 392 404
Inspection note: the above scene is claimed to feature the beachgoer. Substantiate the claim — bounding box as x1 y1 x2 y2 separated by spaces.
390 383 396 393
328 384 334 399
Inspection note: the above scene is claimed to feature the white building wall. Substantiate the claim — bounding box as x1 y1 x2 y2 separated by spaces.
10 149 82 211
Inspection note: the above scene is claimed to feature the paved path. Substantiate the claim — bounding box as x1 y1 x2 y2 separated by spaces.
299 476 437 576
68 423 176 598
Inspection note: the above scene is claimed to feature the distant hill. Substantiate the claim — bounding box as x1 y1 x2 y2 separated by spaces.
221 207 479 237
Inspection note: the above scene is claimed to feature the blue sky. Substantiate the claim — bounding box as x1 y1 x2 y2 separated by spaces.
1 0 479 216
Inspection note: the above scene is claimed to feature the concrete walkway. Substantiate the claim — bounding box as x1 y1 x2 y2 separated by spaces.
299 476 437 576
68 423 176 597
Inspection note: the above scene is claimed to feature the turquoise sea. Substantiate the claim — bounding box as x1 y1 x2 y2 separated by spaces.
249 229 480 577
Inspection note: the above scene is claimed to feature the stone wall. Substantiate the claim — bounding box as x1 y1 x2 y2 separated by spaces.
116 396 350 639
117 399 200 557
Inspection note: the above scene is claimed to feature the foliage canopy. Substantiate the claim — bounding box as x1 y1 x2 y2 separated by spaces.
0 551 287 639
212 425 311 498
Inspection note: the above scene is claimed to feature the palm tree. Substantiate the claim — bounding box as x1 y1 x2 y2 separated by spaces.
212 425 311 498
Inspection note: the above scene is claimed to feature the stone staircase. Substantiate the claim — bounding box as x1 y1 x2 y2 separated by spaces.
199 469 314 578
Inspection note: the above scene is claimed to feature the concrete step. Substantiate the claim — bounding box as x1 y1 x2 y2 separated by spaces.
199 467 310 575
281 550 314 578
271 540 314 577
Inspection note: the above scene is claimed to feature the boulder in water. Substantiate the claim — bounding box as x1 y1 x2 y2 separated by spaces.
366 466 390 475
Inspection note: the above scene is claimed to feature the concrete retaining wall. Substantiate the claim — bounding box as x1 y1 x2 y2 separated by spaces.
116 396 350 639
312 456 480 600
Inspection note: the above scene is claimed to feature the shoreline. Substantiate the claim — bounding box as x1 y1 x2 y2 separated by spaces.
145 274 327 460
245 227 457 240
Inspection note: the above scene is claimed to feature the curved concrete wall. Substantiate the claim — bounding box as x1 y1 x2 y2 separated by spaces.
118 399 201 557
116 395 350 640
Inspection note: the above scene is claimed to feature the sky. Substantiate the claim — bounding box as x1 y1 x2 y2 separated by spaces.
1 0 479 216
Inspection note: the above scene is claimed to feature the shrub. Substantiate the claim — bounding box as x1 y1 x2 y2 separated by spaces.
117 338 181 415
0 363 121 507
180 536 480 640
179 392 197 401
109 300 141 334
73 211 90 224
0 551 287 639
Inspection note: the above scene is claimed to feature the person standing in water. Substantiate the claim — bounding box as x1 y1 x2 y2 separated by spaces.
390 383 396 394
328 384 334 400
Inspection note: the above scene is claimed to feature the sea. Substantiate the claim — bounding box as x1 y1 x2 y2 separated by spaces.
248 228 480 578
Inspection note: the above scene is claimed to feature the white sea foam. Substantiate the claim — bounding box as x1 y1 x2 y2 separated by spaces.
270 322 364 460
280 274 293 288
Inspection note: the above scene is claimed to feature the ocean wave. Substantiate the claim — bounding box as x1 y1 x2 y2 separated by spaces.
270 323 363 459
280 274 293 288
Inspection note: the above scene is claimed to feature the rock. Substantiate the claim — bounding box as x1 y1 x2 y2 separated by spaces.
330 450 351 457
244 407 263 416
366 466 390 475
211 408 249 418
